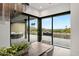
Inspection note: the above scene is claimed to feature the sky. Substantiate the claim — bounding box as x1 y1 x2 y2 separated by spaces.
53 14 71 29
42 18 52 29
30 14 70 29
30 19 38 28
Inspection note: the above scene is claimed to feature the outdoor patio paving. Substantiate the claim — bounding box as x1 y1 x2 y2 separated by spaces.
29 35 71 49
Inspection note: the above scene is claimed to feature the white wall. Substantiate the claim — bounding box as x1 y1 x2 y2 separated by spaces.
0 21 10 47
71 3 79 56
40 4 70 17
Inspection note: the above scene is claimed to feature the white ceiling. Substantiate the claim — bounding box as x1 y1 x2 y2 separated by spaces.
11 3 70 22
29 3 70 11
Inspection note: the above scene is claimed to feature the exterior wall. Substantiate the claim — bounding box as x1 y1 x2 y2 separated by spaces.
11 23 26 44
0 21 10 47
71 3 79 56
11 23 25 33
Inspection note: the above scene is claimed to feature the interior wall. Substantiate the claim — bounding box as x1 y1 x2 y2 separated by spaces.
71 3 79 56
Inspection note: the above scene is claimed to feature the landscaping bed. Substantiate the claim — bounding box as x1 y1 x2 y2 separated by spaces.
0 41 29 56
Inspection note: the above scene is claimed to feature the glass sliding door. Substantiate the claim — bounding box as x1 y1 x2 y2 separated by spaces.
29 17 38 43
53 14 71 49
42 17 52 44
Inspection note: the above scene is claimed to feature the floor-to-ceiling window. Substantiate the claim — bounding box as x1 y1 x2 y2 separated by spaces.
42 17 52 44
41 12 70 48
29 17 38 43
53 14 71 49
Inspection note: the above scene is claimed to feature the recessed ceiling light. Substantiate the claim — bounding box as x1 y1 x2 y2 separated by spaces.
40 6 42 9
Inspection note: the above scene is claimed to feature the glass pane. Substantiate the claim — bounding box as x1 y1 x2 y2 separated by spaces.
53 14 71 49
29 17 38 43
42 17 52 44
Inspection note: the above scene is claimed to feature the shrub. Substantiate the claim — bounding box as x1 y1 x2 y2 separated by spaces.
0 41 29 56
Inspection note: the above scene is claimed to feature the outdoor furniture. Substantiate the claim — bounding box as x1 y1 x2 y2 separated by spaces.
43 32 52 36
24 42 53 56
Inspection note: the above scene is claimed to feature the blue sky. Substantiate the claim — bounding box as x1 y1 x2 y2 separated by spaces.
30 14 70 29
42 14 70 29
42 18 52 29
53 14 71 29
30 19 38 28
